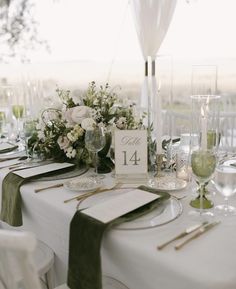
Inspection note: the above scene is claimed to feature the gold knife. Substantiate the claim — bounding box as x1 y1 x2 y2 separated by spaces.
174 221 221 250
157 222 208 250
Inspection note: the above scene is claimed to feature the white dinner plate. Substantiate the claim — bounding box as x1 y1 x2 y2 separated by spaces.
80 188 183 230
64 176 101 192
152 175 187 192
103 276 129 289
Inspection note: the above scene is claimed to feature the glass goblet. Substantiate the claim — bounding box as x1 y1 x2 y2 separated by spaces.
12 104 25 141
21 118 37 162
0 111 6 141
85 126 106 182
190 149 217 217
212 165 236 217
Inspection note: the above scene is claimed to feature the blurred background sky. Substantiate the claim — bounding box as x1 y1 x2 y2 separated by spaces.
0 0 236 109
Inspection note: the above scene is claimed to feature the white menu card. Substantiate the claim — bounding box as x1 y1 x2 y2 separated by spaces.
13 162 74 178
82 189 160 223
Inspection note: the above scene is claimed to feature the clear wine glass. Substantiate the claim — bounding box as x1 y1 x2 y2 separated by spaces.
85 126 106 182
190 149 217 218
212 165 236 217
21 118 37 162
12 104 25 141
0 111 6 142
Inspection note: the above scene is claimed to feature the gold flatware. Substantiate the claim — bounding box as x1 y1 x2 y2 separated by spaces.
174 221 220 250
157 222 208 250
64 188 101 204
34 183 64 193
63 183 123 204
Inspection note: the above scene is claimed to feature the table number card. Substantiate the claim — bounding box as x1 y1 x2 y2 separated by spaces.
114 130 147 182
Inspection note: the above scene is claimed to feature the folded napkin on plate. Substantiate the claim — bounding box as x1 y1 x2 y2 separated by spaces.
1 164 75 226
67 185 170 289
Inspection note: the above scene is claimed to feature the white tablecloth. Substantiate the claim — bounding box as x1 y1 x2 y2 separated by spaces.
1 166 236 289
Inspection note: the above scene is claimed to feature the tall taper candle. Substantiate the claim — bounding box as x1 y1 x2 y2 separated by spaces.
152 60 163 154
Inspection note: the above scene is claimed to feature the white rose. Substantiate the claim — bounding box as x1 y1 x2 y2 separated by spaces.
72 106 91 123
57 136 70 151
64 106 91 125
81 118 96 130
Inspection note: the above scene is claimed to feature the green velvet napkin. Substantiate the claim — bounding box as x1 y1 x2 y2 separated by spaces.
1 172 26 226
67 186 170 289
1 164 76 227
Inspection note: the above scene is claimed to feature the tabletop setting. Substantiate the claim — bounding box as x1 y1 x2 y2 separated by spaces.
1 1 236 289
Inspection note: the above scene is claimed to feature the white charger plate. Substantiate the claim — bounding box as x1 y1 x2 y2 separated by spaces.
64 176 101 192
80 188 183 230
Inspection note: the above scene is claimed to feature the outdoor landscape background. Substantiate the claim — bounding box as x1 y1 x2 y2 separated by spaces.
0 0 236 112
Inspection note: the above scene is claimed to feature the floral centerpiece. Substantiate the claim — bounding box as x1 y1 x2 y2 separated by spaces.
29 81 145 173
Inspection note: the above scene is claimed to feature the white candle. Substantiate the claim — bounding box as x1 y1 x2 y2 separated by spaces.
156 89 163 154
151 62 162 154
201 106 207 150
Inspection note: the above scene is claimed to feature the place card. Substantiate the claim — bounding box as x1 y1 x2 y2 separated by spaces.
82 189 160 223
114 130 147 182
13 162 74 178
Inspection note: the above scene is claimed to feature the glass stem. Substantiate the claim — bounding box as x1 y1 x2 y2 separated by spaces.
95 151 98 175
199 183 204 214
25 140 30 161
224 197 229 211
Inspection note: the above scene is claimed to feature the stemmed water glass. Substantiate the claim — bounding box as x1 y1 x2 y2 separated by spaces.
21 118 37 162
85 126 106 182
212 164 236 217
189 94 220 217
190 149 217 217
12 102 25 142
0 111 6 142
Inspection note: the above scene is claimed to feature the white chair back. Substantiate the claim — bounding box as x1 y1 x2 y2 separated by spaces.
0 229 42 289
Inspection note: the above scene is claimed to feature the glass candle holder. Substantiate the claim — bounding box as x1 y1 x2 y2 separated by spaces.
189 94 221 214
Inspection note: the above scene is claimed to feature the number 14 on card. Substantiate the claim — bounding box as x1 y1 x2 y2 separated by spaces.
115 130 147 175
122 150 140 166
